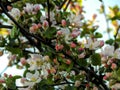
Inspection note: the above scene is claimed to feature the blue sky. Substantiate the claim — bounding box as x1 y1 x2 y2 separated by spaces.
83 0 120 39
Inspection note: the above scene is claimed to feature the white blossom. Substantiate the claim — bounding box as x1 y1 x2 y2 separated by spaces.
59 28 71 43
114 49 120 59
24 71 41 87
27 54 44 71
102 45 120 59
84 38 101 50
68 13 83 27
23 3 34 14
8 8 21 19
102 45 114 56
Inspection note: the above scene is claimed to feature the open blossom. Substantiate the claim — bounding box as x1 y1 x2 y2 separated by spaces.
8 8 21 19
114 49 120 59
102 45 120 59
102 45 114 56
34 4 40 12
23 3 34 13
59 28 71 43
111 63 117 70
55 44 64 51
20 57 27 65
70 42 76 48
27 54 45 70
40 11 56 26
24 70 41 87
84 38 102 50
68 13 83 27
61 19 67 27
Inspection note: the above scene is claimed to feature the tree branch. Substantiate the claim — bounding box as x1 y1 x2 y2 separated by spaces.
0 2 43 52
59 0 67 10
114 25 120 39
47 0 50 26
0 25 13 29
64 0 71 11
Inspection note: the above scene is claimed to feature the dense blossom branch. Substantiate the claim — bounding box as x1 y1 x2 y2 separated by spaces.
0 2 43 52
0 0 116 90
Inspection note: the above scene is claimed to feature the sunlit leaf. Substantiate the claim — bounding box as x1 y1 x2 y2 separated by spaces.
77 0 82 6
0 28 9 36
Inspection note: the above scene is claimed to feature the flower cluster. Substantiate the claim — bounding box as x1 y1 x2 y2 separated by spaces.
0 0 120 90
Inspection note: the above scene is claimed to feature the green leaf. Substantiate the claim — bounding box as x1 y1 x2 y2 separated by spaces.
65 85 76 90
43 27 57 39
90 53 101 66
6 47 22 54
67 62 74 72
0 84 5 90
105 39 114 45
10 26 19 39
94 32 103 38
13 75 22 80
77 0 82 6
6 78 16 90
77 59 87 67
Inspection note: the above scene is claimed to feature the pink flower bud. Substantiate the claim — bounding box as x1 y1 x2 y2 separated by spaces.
50 68 56 74
7 6 12 11
78 53 85 59
55 44 64 51
70 42 76 48
61 19 67 27
66 59 71 65
71 30 80 38
66 50 72 55
20 57 27 65
99 40 104 47
4 73 8 77
92 14 97 20
105 72 112 78
37 23 42 28
0 79 5 83
78 48 84 52
43 20 49 29
111 63 117 70
103 76 108 80
53 58 58 64
9 74 12 78
32 24 39 30
57 31 63 35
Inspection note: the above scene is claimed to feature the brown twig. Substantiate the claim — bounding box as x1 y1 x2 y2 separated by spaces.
64 0 71 11
59 0 67 10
